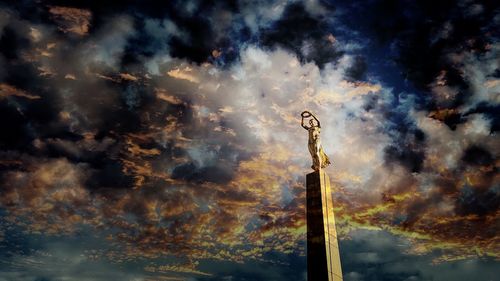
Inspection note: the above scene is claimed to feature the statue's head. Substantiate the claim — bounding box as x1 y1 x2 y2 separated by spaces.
309 119 319 127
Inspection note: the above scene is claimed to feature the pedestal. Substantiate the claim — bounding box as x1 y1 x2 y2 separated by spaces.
307 170 343 281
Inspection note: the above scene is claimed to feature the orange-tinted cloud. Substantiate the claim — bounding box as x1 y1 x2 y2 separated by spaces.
0 83 41 100
49 6 92 36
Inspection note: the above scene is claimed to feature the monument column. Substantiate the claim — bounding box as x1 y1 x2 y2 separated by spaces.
307 170 343 281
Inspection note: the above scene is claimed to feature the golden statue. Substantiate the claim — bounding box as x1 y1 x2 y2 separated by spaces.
301 111 331 171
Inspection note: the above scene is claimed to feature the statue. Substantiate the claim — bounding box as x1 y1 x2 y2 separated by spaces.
301 111 331 171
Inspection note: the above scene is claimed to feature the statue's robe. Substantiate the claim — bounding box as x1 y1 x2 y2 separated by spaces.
308 126 331 170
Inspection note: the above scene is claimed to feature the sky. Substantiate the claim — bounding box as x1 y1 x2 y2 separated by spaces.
0 0 498 280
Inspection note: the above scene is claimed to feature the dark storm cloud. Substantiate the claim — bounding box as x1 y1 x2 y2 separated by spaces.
27 0 245 67
383 143 425 173
455 184 499 217
0 22 63 151
344 55 367 82
394 0 497 90
171 161 233 184
382 108 427 173
260 2 342 68
345 0 499 112
0 11 138 210
5 0 342 68
462 145 495 166
0 23 30 60
466 102 500 133
0 6 183 191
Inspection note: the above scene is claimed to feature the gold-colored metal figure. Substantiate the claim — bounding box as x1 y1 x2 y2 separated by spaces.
301 111 331 171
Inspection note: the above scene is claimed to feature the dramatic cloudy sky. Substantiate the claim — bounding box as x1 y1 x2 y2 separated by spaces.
0 0 498 280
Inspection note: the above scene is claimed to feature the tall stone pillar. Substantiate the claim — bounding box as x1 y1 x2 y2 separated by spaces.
307 170 343 281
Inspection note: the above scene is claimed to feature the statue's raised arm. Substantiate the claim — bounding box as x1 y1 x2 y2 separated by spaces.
310 112 321 128
300 111 331 171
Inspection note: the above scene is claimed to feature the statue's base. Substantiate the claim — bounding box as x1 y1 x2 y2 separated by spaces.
307 170 343 281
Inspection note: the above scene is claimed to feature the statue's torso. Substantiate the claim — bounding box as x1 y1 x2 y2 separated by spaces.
308 127 321 152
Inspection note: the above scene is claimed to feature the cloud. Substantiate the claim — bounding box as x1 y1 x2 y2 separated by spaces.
259 2 343 68
48 6 92 36
0 230 182 281
0 1 498 279
0 83 40 99
341 229 499 281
